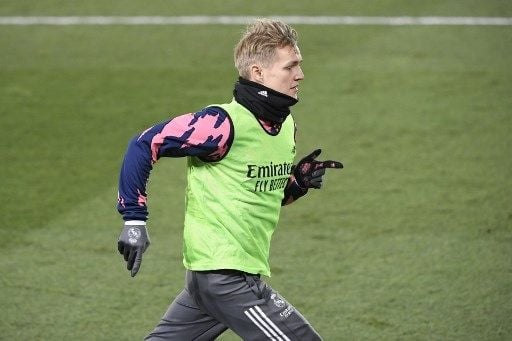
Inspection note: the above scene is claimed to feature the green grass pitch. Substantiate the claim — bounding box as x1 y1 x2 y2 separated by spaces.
1 1 511 340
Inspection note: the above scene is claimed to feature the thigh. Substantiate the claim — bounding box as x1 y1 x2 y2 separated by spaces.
145 288 227 341
188 270 322 341
242 291 323 341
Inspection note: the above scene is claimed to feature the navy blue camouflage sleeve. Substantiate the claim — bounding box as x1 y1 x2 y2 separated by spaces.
117 107 233 221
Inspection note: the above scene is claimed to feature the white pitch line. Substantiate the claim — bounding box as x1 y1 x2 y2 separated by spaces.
0 16 511 26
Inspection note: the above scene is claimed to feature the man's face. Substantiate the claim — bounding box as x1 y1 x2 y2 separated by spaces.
257 45 304 99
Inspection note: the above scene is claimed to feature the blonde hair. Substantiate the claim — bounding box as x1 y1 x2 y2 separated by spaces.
234 18 299 79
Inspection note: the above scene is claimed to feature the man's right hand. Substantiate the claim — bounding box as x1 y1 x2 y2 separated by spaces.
117 221 151 277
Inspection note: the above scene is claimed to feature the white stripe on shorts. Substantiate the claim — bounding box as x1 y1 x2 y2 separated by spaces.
244 306 291 341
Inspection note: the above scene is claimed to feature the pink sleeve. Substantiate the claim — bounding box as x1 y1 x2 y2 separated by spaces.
147 107 233 162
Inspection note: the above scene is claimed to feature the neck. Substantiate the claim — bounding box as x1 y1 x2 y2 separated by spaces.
233 77 298 124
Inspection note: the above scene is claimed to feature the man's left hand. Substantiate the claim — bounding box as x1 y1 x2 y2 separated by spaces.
294 149 343 189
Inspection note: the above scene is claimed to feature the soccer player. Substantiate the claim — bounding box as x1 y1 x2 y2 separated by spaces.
117 18 343 340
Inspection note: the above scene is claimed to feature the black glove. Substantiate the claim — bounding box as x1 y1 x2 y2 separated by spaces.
117 222 151 277
294 149 343 189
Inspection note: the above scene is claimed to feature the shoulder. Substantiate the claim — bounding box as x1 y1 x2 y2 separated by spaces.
172 105 233 134
197 105 231 126
191 105 235 162
192 105 234 135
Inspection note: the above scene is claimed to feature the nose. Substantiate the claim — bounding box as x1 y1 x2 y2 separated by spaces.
296 66 305 80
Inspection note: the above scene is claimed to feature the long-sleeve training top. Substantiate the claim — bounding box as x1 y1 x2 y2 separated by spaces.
117 106 308 221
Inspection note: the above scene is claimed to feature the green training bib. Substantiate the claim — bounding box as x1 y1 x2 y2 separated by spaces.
183 99 296 276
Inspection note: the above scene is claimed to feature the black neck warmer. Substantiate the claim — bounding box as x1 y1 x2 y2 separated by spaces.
233 77 298 124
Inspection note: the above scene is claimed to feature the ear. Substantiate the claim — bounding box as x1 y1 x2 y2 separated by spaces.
248 63 264 83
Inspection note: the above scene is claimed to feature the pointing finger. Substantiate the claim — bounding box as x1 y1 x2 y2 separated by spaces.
317 160 343 169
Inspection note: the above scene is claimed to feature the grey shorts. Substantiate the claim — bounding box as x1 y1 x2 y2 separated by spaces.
145 270 322 340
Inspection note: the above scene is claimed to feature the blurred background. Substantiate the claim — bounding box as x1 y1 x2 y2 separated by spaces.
1 1 511 339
